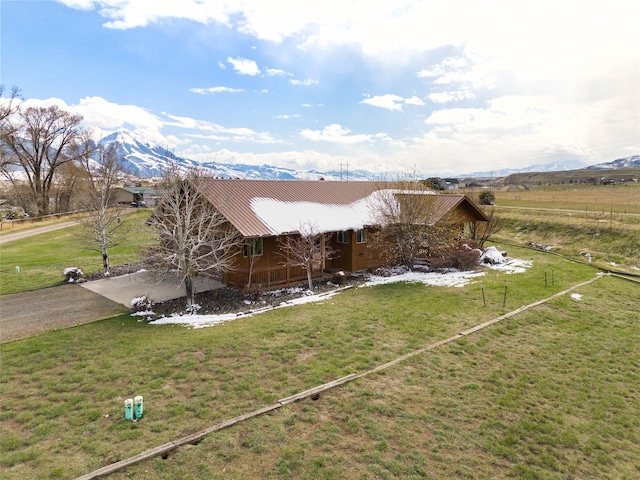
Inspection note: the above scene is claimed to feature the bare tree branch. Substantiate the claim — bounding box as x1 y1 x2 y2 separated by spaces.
0 104 84 215
145 167 243 307
277 222 335 291
368 173 441 270
76 137 131 274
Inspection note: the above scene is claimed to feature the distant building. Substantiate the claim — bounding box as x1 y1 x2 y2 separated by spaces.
113 186 157 206
439 178 460 190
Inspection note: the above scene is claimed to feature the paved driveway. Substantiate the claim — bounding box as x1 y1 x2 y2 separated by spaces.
0 273 223 343
0 285 127 343
80 271 223 307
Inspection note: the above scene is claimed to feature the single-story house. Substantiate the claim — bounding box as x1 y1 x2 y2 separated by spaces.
113 186 158 206
192 179 488 289
439 178 460 190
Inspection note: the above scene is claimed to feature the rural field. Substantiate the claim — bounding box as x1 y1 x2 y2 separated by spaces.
0 184 639 479
465 183 640 275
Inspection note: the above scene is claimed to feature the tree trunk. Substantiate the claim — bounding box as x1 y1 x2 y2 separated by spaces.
185 276 195 307
102 249 109 274
306 267 313 292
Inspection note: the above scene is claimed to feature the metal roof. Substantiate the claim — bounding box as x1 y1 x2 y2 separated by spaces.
193 179 487 237
195 179 379 237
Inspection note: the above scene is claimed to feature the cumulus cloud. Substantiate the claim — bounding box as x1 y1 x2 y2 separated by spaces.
48 0 639 173
290 78 319 86
428 90 476 104
361 94 425 111
189 86 244 94
300 124 371 144
18 96 164 135
227 56 261 76
266 68 292 76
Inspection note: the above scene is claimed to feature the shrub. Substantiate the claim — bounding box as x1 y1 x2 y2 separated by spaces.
329 271 347 286
479 190 495 205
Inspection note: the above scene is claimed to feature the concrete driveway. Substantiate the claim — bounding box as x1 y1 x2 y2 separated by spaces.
1 273 223 343
0 285 127 343
79 271 223 307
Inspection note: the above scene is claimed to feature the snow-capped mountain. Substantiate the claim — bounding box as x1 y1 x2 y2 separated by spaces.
587 155 640 170
459 159 589 178
100 130 199 177
99 130 375 180
99 129 639 180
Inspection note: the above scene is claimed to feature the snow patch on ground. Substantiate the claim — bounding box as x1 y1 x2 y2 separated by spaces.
361 269 485 288
149 289 342 329
484 259 533 274
146 252 533 329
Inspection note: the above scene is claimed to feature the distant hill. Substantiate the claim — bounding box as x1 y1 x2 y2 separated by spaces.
99 130 374 180
98 129 639 181
587 155 640 170
459 160 589 178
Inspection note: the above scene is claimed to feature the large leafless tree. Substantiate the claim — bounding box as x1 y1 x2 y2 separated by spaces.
277 222 335 291
146 168 243 307
368 176 443 271
76 139 131 275
368 173 472 271
0 103 84 215
0 86 22 181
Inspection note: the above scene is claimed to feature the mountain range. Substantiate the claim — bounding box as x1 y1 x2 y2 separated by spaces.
101 129 640 180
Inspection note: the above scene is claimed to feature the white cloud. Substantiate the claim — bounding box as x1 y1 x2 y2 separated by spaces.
227 56 261 76
19 96 164 135
428 90 476 104
189 86 244 94
404 96 425 106
266 68 292 76
361 94 404 111
361 94 425 111
290 78 319 86
300 124 371 144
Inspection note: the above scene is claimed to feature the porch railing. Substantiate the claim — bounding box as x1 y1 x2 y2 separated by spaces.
226 265 323 290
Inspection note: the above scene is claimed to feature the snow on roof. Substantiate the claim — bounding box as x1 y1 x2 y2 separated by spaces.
249 188 439 235
250 194 377 235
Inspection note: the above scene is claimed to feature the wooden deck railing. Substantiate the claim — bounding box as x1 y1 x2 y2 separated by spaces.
226 265 323 290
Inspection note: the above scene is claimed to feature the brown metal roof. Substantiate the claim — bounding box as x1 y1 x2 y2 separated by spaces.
195 179 381 237
427 194 489 224
193 179 486 237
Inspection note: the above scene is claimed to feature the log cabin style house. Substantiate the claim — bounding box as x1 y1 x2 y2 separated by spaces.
190 179 488 290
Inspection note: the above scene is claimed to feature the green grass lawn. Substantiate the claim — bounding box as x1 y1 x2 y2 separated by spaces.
0 210 155 295
490 207 640 275
1 247 638 479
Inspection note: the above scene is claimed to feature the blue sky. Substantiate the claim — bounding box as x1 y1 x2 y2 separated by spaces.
2 0 638 175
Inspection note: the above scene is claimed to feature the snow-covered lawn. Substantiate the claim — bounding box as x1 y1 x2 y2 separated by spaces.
146 248 532 329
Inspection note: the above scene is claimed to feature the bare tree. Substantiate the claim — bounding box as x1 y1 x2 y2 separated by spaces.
472 206 504 248
0 85 21 123
277 222 335 291
76 139 130 275
0 104 84 215
146 168 243 307
0 86 22 178
368 175 442 271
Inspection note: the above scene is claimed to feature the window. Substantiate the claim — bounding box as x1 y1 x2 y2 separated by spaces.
356 229 367 244
337 230 349 244
243 238 263 257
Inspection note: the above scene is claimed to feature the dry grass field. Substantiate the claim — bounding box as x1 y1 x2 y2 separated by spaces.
491 182 640 214
461 183 640 275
